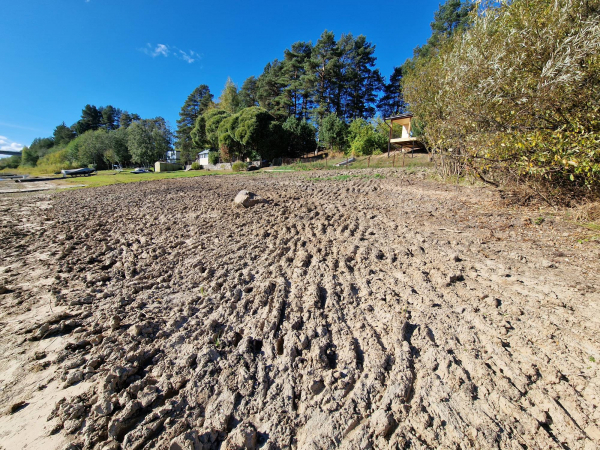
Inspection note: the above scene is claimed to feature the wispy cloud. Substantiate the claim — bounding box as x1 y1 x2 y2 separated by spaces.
175 49 200 64
140 43 201 63
141 43 170 58
0 136 24 153
0 121 44 132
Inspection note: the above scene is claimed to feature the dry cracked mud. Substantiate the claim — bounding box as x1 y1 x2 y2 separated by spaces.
0 169 599 450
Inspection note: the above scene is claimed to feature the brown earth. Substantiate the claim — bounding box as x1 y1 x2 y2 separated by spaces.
0 169 599 450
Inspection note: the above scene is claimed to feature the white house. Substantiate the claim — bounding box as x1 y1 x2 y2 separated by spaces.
198 149 210 166
166 150 181 163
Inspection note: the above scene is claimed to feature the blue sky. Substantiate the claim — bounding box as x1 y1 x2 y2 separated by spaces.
0 0 441 155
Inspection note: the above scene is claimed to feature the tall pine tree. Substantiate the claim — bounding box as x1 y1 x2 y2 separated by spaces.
309 31 338 125
282 41 313 119
74 104 102 135
378 66 406 117
344 35 383 120
175 84 213 162
239 76 259 109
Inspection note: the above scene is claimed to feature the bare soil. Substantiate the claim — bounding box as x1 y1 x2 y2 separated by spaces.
0 169 599 450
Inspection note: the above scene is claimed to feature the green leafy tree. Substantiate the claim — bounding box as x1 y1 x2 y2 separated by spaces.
196 109 231 150
190 115 207 149
23 137 55 165
108 127 131 165
217 114 242 162
208 151 219 165
127 118 172 166
233 107 285 160
347 118 387 156
219 78 240 114
283 117 317 157
77 129 109 168
319 113 347 151
21 146 39 166
176 84 214 163
0 155 21 169
53 122 75 146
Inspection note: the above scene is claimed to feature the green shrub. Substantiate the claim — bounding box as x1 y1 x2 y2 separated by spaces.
347 118 388 156
191 161 201 170
232 161 247 172
208 151 219 165
404 0 600 195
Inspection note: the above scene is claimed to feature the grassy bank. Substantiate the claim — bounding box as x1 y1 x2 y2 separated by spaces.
58 170 218 188
1 152 433 189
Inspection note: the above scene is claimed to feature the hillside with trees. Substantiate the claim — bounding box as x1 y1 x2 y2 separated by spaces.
12 104 172 172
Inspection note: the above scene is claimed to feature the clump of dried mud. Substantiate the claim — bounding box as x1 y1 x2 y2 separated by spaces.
0 169 599 450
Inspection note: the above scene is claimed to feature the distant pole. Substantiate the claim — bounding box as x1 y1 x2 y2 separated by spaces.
326 157 328 168
403 150 406 167
368 156 370 168
388 126 392 158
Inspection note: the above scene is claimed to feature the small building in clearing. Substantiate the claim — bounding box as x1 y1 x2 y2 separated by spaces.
198 150 210 166
384 113 423 154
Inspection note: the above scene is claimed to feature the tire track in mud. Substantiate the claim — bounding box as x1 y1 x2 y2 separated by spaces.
0 171 599 449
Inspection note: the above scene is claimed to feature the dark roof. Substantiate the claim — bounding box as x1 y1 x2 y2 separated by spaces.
384 113 414 120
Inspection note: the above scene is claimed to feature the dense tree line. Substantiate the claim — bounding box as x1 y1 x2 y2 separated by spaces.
13 29 415 171
19 104 172 171
175 30 403 163
403 0 600 193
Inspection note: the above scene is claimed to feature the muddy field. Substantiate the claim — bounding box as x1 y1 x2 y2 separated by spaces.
0 169 599 450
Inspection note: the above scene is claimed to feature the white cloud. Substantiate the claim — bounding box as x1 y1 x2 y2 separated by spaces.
175 49 200 64
0 136 24 153
140 44 201 63
141 43 171 58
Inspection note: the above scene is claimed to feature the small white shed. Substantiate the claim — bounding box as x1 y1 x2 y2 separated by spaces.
198 149 210 166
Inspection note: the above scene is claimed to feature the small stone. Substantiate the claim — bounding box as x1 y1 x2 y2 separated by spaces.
130 324 143 337
110 316 121 331
8 401 28 414
233 190 264 208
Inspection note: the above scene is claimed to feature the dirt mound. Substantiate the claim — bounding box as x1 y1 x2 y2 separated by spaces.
0 170 599 449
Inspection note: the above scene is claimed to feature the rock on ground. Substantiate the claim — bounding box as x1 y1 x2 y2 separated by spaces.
233 190 264 208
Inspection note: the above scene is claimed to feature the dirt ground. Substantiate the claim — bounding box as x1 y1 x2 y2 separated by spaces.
0 169 599 450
